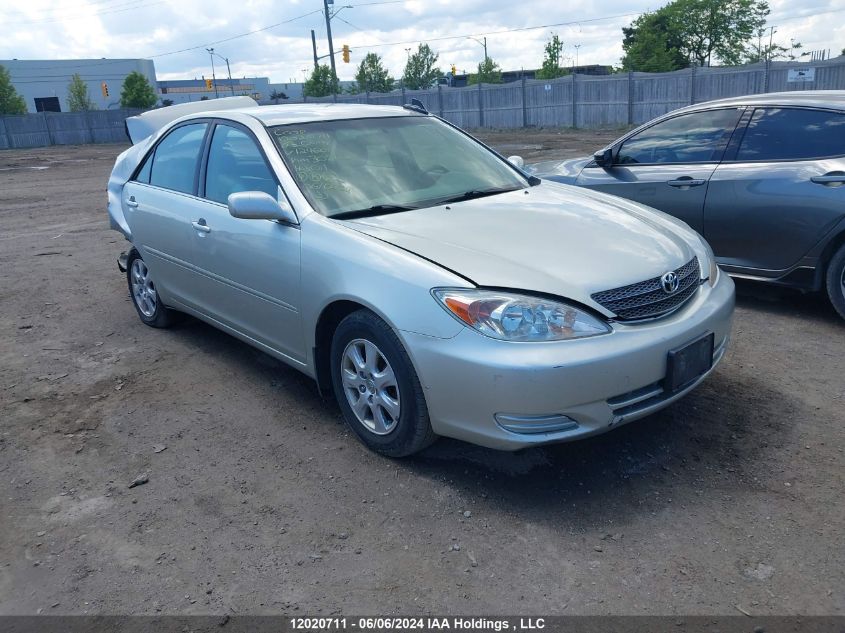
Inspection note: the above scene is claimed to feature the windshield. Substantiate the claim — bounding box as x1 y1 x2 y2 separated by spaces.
269 116 528 218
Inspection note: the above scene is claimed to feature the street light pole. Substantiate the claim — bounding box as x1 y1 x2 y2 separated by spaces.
207 48 219 98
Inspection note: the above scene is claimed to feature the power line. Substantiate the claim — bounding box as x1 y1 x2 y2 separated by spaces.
344 12 642 51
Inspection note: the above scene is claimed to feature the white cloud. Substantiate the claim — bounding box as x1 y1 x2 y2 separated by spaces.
2 0 843 83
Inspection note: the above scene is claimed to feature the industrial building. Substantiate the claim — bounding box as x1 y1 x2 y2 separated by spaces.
1 58 157 112
157 77 271 105
1 58 275 112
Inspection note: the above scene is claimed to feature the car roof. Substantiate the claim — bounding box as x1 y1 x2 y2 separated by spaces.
217 103 424 127
679 90 845 113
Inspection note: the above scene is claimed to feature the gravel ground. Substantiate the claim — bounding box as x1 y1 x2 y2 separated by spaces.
0 133 843 616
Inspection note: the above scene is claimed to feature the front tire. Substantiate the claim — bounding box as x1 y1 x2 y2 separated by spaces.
826 244 845 321
126 251 177 328
330 310 436 457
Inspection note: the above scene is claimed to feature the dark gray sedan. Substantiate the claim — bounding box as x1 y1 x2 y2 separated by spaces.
530 91 845 319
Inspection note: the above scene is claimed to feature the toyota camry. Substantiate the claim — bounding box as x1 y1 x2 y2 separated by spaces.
107 97 735 456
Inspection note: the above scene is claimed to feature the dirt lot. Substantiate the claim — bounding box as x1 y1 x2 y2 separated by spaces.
1 132 843 616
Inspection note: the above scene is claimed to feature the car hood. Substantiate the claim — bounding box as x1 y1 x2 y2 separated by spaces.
526 157 590 184
341 182 699 315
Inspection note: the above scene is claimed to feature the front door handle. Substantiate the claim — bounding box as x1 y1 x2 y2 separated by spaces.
811 173 845 186
667 178 706 188
192 219 211 233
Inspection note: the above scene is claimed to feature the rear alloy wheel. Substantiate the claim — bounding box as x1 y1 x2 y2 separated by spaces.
126 251 177 328
826 244 845 321
330 310 436 457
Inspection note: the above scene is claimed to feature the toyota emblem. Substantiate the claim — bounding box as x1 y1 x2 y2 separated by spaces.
661 271 680 294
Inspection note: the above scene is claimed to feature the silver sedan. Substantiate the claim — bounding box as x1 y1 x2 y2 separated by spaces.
108 98 734 456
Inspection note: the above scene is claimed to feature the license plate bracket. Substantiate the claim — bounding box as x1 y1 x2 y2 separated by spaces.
666 332 714 393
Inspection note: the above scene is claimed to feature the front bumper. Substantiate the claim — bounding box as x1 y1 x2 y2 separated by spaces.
402 272 735 451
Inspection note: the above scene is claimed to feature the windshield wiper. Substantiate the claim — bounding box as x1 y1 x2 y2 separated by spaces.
330 204 418 220
432 186 523 205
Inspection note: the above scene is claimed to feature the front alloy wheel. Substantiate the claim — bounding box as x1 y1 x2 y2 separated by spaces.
341 338 401 435
330 309 436 456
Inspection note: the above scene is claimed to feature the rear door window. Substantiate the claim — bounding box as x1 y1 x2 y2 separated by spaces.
616 109 742 165
148 123 208 194
735 108 845 161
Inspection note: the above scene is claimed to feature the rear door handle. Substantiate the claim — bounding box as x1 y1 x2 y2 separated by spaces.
667 178 706 188
126 196 139 208
192 219 211 233
811 173 845 186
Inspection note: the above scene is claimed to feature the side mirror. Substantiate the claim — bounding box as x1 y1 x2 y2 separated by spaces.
593 148 613 168
227 191 297 224
507 155 525 169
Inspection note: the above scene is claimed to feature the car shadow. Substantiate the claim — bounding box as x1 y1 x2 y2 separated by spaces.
168 313 797 531
733 278 842 325
401 368 796 529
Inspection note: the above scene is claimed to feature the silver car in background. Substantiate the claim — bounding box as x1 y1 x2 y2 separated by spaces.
108 98 734 456
531 91 845 320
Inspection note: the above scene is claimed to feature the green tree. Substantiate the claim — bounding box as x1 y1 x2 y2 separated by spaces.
67 73 97 111
354 53 394 93
622 11 688 71
536 33 569 79
0 64 27 114
120 71 157 108
622 0 769 70
467 57 503 85
402 43 442 90
302 64 338 97
744 32 805 63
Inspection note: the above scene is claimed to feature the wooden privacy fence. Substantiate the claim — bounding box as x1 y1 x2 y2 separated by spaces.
2 58 844 150
0 108 142 150
299 57 845 129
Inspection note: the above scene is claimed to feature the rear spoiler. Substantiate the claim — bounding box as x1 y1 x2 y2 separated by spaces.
124 96 257 144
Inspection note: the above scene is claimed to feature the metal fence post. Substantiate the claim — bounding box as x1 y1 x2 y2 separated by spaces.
627 71 634 125
763 59 771 93
690 64 697 104
401 85 406 104
521 75 528 128
477 81 484 128
366 90 370 103
42 112 55 146
2 117 13 149
571 73 577 128
437 83 444 118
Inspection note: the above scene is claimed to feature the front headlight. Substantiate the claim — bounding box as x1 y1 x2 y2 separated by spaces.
432 289 611 342
700 237 719 287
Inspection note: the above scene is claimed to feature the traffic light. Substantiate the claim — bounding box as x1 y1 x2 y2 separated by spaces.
205 78 213 91
451 64 457 76
342 44 350 63
101 82 109 98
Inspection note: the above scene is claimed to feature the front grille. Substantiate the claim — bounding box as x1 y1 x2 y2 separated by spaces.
592 257 701 321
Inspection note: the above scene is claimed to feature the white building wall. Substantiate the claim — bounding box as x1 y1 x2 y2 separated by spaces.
1 58 157 113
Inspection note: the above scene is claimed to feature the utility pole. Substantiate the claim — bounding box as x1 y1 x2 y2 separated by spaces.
311 29 319 70
223 56 234 95
323 0 337 81
207 48 219 98
574 44 581 71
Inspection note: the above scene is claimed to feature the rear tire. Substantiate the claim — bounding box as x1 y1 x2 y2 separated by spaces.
330 310 437 457
126 250 178 328
826 244 845 321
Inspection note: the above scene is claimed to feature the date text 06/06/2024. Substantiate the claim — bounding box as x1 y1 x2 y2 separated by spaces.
289 618 547 631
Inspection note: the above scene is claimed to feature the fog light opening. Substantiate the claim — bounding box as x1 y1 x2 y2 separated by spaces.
494 413 579 435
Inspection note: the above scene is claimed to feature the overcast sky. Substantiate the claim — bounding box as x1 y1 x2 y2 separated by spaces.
3 0 844 84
